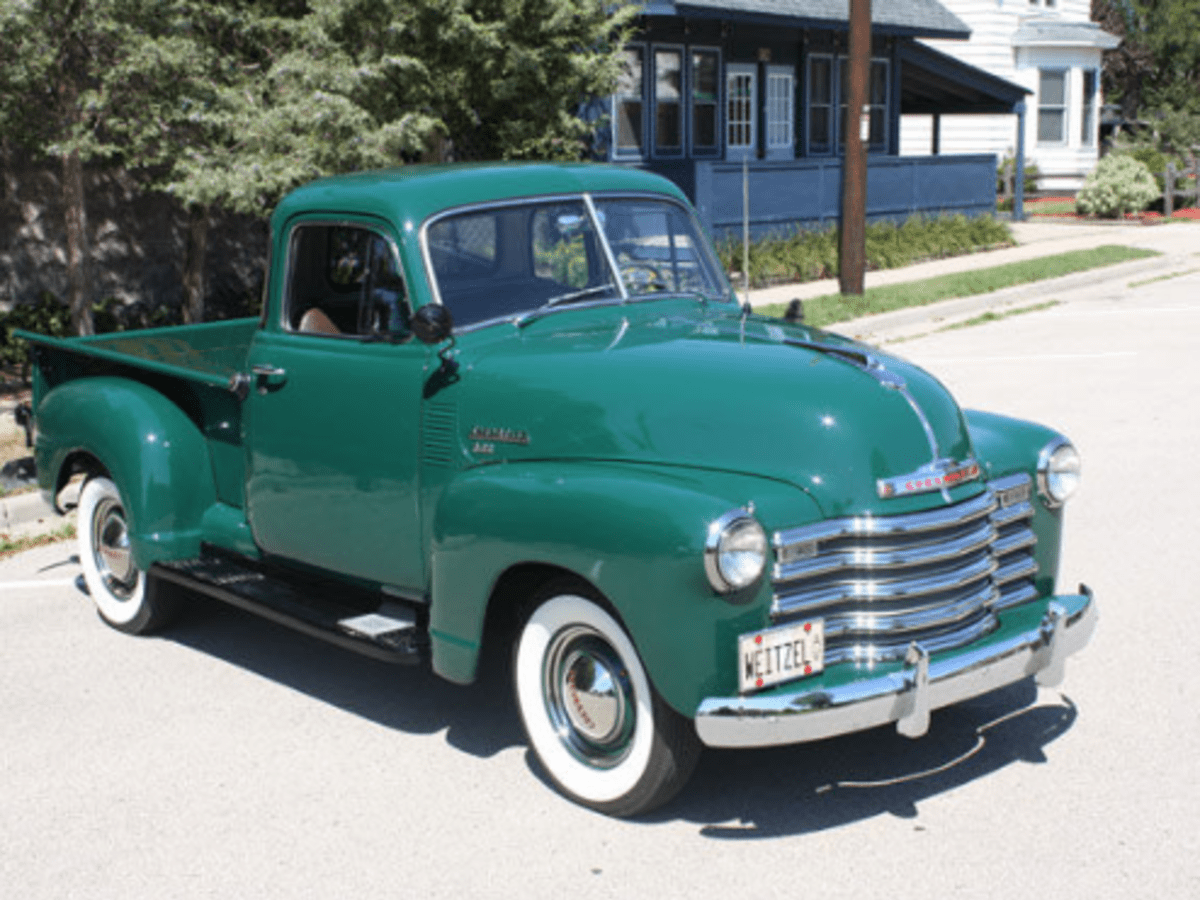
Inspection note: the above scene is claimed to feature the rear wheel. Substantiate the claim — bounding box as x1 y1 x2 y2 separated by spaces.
514 587 700 817
78 477 179 635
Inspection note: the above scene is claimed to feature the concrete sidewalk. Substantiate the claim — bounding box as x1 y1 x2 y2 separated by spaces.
744 218 1195 309
3 218 1197 539
0 489 73 540
0 396 74 541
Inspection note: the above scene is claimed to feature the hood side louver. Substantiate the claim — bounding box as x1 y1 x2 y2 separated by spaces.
422 401 458 468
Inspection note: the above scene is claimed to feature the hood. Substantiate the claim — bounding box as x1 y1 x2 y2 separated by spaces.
442 301 978 518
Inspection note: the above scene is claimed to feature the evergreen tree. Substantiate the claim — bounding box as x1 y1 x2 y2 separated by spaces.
100 2 315 322
2 0 636 329
0 0 127 335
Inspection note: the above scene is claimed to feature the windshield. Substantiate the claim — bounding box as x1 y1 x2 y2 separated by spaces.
424 194 729 329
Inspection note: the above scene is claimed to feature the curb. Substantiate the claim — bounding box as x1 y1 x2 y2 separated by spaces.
745 219 1198 311
830 247 1178 344
0 490 63 535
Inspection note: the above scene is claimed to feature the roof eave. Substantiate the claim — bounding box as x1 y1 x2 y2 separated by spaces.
664 4 969 40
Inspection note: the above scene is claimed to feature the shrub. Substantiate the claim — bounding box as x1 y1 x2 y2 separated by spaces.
0 292 73 377
1127 146 1171 193
997 156 1040 194
717 214 1012 288
0 292 187 380
1075 154 1160 217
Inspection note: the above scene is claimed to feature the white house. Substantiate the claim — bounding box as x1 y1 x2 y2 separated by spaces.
900 0 1119 191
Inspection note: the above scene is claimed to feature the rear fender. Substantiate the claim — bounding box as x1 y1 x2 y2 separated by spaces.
428 461 820 716
36 377 217 569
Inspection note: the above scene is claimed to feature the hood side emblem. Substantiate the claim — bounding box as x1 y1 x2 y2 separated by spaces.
468 425 530 456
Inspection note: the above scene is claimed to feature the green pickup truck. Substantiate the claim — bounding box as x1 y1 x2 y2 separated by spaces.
20 162 1094 816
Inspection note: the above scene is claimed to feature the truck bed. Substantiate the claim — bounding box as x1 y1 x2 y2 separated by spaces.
16 318 259 389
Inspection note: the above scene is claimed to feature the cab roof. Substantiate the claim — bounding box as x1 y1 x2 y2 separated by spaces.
271 162 689 232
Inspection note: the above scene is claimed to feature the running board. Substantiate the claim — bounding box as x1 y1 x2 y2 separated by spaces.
152 554 427 664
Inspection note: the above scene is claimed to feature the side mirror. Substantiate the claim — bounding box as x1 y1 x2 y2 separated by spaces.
412 304 454 344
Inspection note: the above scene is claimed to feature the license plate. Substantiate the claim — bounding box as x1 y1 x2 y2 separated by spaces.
738 619 824 693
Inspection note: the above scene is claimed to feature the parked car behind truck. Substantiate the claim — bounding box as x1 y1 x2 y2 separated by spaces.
19 163 1095 816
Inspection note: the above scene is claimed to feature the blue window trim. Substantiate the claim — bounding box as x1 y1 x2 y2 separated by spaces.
1080 68 1098 147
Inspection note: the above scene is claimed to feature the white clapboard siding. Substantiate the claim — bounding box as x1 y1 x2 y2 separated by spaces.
899 0 1110 188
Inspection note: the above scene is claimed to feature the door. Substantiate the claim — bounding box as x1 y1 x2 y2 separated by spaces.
725 63 757 161
244 217 428 591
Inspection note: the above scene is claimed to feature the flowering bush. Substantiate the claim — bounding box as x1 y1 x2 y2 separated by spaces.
1075 154 1160 218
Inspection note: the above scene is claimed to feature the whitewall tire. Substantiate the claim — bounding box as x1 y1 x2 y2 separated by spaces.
514 588 700 816
78 477 178 635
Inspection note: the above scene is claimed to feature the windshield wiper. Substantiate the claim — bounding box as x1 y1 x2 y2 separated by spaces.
544 283 618 307
514 283 619 328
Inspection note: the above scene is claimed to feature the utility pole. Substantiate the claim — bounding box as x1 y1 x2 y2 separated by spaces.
839 0 870 295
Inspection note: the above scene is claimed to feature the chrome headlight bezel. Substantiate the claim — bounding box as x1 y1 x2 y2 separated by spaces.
705 507 768 594
1037 436 1081 508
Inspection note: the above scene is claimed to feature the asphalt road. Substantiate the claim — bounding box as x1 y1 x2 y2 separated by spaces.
3 246 1199 899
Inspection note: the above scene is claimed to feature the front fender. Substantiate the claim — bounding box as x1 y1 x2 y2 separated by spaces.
966 408 1068 596
427 460 821 716
36 377 217 569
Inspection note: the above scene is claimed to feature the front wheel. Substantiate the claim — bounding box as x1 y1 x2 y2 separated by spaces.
78 477 179 635
514 589 700 817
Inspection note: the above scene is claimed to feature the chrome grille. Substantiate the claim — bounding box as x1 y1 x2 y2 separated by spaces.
771 474 1038 666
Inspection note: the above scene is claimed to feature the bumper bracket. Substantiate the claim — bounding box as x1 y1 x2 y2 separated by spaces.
694 586 1096 749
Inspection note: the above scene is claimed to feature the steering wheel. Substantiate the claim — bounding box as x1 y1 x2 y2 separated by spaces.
621 262 669 294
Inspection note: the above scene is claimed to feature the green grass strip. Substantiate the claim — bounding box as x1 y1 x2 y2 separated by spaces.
0 522 75 560
759 245 1158 327
1024 201 1077 215
1127 267 1200 288
938 300 1061 332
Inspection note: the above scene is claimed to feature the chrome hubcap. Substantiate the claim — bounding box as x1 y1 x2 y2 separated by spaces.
543 626 636 768
92 497 137 600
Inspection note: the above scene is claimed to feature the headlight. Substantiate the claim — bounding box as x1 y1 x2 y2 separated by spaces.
1038 437 1081 508
705 508 767 593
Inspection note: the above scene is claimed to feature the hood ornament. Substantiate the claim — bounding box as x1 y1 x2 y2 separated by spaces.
785 338 969 501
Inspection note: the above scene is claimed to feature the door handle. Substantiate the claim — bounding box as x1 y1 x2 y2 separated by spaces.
251 363 288 391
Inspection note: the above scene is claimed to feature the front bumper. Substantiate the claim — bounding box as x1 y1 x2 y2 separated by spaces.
694 586 1096 748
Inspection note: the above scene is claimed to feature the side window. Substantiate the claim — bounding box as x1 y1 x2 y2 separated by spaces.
691 49 720 155
868 59 889 151
1038 69 1068 145
654 47 684 155
285 224 410 338
614 47 646 158
807 55 833 155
